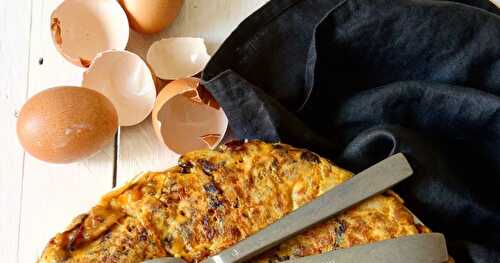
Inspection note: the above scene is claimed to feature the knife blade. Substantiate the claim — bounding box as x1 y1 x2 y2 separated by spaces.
202 153 413 263
285 233 449 263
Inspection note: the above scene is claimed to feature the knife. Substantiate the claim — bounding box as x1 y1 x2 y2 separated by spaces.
143 153 413 263
284 233 449 263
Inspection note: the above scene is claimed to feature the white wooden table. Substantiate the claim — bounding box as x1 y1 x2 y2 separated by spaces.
0 1 268 262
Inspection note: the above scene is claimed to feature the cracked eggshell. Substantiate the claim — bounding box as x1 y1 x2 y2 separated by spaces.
51 0 129 67
146 38 211 80
119 0 183 34
16 87 118 164
152 78 228 155
83 50 156 126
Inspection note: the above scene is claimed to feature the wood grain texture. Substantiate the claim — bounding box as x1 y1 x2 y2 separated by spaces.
117 0 269 185
0 1 32 262
18 1 115 262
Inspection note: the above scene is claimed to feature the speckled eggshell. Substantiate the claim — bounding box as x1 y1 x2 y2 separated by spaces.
16 87 118 163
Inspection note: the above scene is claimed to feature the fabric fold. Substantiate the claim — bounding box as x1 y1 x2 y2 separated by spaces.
203 70 338 153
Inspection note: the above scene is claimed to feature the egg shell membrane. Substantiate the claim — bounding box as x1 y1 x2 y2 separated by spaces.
83 50 156 127
199 134 222 148
51 0 129 67
152 78 228 154
146 38 211 80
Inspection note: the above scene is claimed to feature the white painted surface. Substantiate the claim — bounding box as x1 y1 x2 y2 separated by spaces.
0 1 32 262
0 0 268 262
19 0 115 262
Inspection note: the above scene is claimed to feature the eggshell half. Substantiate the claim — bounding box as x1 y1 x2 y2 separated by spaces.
51 0 129 67
152 78 228 154
83 50 156 126
16 87 118 164
146 38 211 80
119 0 183 34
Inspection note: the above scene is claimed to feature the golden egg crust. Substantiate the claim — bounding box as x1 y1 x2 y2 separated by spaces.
39 140 451 262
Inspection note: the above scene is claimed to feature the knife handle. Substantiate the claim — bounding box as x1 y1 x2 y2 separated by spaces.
203 153 413 263
285 233 449 263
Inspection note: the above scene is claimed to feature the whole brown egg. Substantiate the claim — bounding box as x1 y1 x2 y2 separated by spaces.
16 87 118 163
119 0 183 34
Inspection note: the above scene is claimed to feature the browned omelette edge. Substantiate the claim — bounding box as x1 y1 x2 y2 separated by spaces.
38 141 454 262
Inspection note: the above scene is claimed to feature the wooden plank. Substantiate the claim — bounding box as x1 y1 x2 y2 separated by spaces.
0 1 32 262
18 1 115 262
117 0 269 186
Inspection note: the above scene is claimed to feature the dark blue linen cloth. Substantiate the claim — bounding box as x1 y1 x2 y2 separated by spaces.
202 0 500 262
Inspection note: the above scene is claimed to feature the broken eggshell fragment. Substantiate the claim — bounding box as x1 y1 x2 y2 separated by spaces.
51 0 129 67
83 50 156 126
152 78 228 155
146 38 211 80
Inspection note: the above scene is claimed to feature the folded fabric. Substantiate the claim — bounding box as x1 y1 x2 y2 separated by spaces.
202 0 500 262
